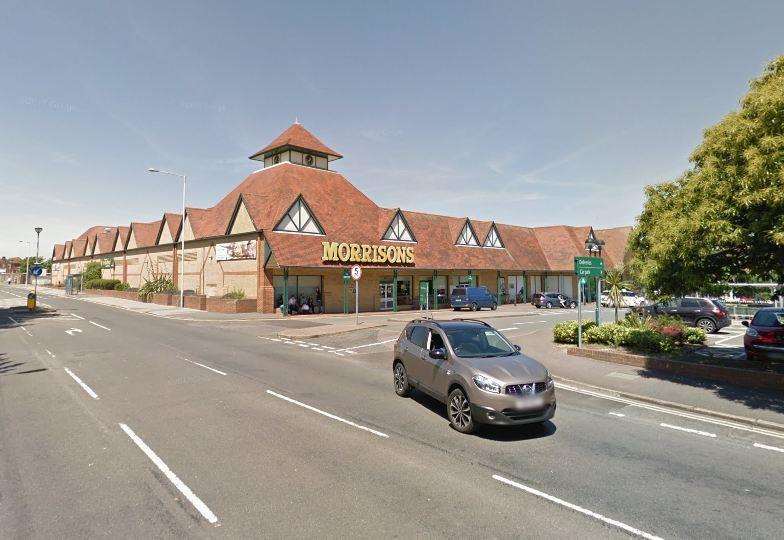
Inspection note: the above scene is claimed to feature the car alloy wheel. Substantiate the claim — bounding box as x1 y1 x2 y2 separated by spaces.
569 301 577 308
546 302 553 309
393 362 411 397
697 318 717 333
471 302 479 311
447 388 475 433
491 303 498 311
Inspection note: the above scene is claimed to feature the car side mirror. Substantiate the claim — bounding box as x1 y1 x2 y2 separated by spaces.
429 347 447 360
514 344 521 351
741 320 749 327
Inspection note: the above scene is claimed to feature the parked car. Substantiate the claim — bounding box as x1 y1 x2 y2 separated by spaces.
392 318 556 433
636 297 731 333
533 292 577 309
742 308 784 363
601 289 647 307
450 286 497 311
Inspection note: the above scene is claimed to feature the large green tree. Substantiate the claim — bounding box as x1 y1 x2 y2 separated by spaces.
629 56 784 295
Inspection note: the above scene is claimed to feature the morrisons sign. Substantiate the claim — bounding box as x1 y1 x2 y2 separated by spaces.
321 242 414 265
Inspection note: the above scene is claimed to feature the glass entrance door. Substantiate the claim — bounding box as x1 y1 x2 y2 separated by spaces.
379 282 394 310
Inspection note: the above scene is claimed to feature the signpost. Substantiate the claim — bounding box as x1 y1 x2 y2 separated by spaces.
342 269 350 314
577 276 586 347
419 281 430 315
575 256 604 327
351 265 362 325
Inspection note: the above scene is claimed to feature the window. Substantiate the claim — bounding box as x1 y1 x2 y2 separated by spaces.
429 330 445 351
409 325 429 348
483 224 504 248
680 298 700 308
443 326 515 358
274 197 324 235
751 310 784 327
455 220 478 246
383 211 415 242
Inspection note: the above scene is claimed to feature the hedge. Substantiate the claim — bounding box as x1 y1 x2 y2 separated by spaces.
84 278 121 290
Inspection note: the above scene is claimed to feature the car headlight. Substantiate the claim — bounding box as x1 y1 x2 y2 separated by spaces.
746 327 759 337
473 374 502 394
546 375 554 389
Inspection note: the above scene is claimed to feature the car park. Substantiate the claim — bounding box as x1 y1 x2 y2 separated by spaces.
742 308 784 363
533 292 577 309
450 286 497 311
392 318 556 433
601 290 646 307
637 297 731 333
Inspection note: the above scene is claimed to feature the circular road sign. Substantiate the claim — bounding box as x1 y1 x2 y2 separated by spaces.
350 265 362 281
31 265 43 277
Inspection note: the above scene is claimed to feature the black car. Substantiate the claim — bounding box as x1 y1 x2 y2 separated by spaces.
533 292 577 309
637 297 731 333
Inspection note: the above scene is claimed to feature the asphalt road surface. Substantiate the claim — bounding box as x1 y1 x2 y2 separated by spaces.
1 285 782 539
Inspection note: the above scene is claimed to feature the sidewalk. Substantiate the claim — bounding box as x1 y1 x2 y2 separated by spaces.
525 340 784 429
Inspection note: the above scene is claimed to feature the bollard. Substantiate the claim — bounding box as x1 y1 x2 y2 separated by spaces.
27 292 36 311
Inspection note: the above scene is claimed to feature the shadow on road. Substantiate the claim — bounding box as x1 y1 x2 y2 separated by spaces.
638 368 784 415
410 390 556 442
0 353 25 376
0 307 61 330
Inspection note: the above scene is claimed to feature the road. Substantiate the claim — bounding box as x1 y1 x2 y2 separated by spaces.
1 285 782 539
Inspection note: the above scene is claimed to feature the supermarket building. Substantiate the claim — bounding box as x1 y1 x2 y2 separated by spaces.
51 124 631 314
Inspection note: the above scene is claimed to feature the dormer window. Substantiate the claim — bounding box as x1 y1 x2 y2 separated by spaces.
274 196 324 235
383 211 415 242
455 220 479 246
483 224 504 248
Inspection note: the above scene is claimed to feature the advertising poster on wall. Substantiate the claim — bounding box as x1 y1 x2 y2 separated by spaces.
216 240 257 261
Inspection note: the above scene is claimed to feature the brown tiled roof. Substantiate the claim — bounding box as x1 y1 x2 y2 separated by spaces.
156 213 182 244
596 226 632 269
250 123 342 160
129 220 161 248
52 244 65 261
116 226 130 251
533 225 590 272
72 238 88 258
96 228 118 254
64 240 73 259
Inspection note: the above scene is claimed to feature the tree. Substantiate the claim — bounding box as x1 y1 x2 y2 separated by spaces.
83 261 102 282
628 56 784 295
603 269 630 323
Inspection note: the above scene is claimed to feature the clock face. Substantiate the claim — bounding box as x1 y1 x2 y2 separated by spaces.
305 154 314 165
273 154 280 164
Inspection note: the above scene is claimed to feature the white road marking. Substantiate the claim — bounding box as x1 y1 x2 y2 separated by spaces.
333 338 396 353
311 348 324 351
65 328 83 336
714 333 743 345
513 320 549 325
493 475 662 540
266 390 389 438
89 321 111 331
70 313 85 320
298 344 310 348
269 338 281 342
555 381 784 440
609 412 626 417
753 442 784 453
182 358 227 376
284 341 297 345
45 349 56 358
334 352 345 356
63 367 99 399
498 327 517 331
119 423 218 524
660 423 717 438
320 345 335 350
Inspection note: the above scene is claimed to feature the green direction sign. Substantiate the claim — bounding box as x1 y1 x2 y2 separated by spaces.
574 256 604 277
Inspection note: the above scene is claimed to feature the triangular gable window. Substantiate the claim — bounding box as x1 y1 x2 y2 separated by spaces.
274 196 324 235
383 211 415 242
483 224 504 248
456 220 479 246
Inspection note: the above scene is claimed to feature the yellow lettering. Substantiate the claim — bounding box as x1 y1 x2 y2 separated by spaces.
405 246 414 264
350 244 361 262
361 244 372 263
387 246 398 263
371 245 379 263
322 241 339 261
377 245 388 263
395 246 405 263
338 243 351 262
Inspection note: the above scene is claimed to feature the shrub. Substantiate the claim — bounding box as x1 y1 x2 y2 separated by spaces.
224 288 246 300
683 327 707 344
114 282 130 291
553 320 597 344
625 328 675 353
84 278 121 290
584 323 632 346
138 276 176 301
83 261 102 282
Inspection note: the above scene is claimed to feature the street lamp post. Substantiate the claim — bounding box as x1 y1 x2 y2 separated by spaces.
148 168 186 308
34 227 42 299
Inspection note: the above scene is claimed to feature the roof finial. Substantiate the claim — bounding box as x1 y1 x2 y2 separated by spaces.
294 116 300 125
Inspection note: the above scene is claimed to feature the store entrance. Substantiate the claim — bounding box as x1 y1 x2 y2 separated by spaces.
379 282 394 310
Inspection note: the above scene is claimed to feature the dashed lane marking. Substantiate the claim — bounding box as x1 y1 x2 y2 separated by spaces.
63 367 99 399
119 423 219 524
266 390 389 438
608 412 625 417
70 313 85 320
660 423 717 438
182 358 227 376
753 442 784 454
89 321 111 331
493 475 662 540
45 349 55 358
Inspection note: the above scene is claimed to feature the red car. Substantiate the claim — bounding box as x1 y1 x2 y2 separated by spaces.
742 308 784 363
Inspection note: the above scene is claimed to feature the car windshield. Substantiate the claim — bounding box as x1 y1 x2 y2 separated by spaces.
444 326 516 358
752 311 784 327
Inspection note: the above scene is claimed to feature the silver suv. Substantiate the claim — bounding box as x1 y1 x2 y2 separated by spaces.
393 319 556 433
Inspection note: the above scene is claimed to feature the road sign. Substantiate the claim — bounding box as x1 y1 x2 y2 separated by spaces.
574 256 604 277
350 265 362 281
31 265 43 277
419 281 429 310
342 269 350 283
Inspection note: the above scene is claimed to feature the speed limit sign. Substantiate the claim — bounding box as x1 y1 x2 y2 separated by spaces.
350 265 362 281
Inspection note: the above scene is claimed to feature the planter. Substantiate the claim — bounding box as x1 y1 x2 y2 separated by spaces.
183 294 207 311
567 346 784 392
205 298 258 313
151 293 173 306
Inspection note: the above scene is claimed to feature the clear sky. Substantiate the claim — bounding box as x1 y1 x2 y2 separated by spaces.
2 0 783 257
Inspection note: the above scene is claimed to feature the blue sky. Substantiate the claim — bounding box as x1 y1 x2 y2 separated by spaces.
2 0 783 257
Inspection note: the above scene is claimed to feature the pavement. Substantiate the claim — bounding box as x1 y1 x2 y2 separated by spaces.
2 283 784 538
